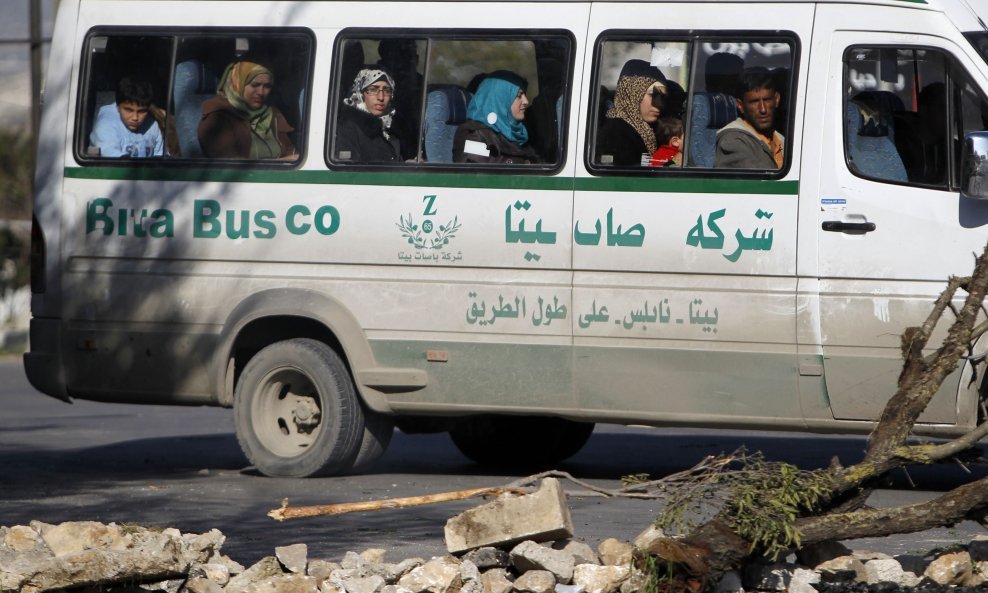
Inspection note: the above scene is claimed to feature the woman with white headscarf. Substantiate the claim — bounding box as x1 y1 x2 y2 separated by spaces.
335 68 401 162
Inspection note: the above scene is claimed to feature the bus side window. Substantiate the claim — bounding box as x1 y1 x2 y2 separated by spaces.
189 34 312 162
843 46 988 190
588 35 795 174
328 32 572 169
79 34 175 160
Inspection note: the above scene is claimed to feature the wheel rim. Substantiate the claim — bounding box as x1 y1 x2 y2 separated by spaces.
250 366 323 458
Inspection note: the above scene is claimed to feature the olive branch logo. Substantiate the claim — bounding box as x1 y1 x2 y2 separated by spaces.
397 214 462 250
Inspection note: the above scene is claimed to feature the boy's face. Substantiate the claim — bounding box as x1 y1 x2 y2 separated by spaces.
117 101 149 132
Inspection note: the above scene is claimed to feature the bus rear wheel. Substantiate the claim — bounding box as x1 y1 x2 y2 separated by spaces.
449 416 595 466
234 338 365 477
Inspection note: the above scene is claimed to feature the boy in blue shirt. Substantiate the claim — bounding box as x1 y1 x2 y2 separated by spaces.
90 77 164 158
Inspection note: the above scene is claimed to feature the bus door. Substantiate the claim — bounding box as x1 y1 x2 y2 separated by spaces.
807 4 988 424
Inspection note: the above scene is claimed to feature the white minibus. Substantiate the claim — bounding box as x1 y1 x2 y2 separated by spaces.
24 0 988 476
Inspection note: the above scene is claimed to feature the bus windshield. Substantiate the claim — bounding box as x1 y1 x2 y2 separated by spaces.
965 32 988 66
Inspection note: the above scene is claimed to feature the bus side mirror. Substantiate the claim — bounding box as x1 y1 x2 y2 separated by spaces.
961 131 988 200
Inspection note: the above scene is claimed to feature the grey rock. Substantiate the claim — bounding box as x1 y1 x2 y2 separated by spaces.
308 560 341 582
460 560 481 583
513 570 556 593
815 557 867 582
185 576 223 593
595 540 632 568
341 574 386 593
970 538 988 563
863 558 907 585
796 541 852 569
551 541 598 566
631 525 664 554
481 569 513 593
226 556 286 593
714 570 743 593
463 548 510 570
244 574 320 593
189 562 231 586
742 562 791 591
924 551 973 586
554 584 584 593
510 541 575 584
788 568 821 593
397 556 462 593
342 552 367 572
571 564 629 593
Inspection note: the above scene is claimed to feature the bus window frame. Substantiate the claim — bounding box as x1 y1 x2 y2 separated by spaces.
74 25 316 169
326 27 577 175
586 29 801 180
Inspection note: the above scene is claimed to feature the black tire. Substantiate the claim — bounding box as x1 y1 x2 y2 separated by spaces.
349 409 395 473
234 338 365 477
449 416 595 466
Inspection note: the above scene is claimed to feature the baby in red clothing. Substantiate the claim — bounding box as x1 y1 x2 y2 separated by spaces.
649 116 683 167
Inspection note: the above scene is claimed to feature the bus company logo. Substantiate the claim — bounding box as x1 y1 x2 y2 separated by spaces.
396 194 463 262
397 213 461 251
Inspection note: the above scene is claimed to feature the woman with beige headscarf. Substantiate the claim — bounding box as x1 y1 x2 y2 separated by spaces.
198 60 296 159
595 59 668 166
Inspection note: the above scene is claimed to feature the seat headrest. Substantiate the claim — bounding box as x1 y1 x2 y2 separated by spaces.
438 86 471 125
706 92 737 129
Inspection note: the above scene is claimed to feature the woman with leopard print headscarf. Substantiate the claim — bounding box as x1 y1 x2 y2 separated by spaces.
595 59 668 166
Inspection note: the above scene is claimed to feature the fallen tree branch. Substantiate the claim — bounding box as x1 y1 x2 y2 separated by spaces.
795 475 988 544
268 487 520 521
268 454 745 521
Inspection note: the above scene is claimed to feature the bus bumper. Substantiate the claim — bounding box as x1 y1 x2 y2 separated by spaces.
23 317 70 402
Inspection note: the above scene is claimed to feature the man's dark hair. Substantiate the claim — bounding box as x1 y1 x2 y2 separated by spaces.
116 77 154 107
734 66 776 98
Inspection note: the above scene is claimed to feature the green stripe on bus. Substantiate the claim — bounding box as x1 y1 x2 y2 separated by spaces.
573 177 798 194
64 166 798 195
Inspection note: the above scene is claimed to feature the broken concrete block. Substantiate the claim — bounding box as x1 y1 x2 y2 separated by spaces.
277 543 309 574
444 478 573 554
190 562 231 586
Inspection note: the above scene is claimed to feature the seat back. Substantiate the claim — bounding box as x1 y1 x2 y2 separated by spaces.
173 60 218 158
846 94 907 182
687 92 737 167
422 86 471 163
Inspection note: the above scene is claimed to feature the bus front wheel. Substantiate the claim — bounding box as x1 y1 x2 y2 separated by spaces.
449 416 595 466
234 338 365 477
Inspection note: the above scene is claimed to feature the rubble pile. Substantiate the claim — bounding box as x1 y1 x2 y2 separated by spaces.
3 479 988 593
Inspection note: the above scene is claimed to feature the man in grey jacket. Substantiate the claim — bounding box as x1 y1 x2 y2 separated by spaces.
715 67 784 170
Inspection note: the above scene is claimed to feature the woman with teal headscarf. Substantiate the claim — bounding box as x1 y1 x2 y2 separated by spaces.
453 71 540 164
198 60 296 159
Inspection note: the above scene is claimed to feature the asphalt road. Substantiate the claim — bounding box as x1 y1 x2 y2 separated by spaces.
1 357 985 566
